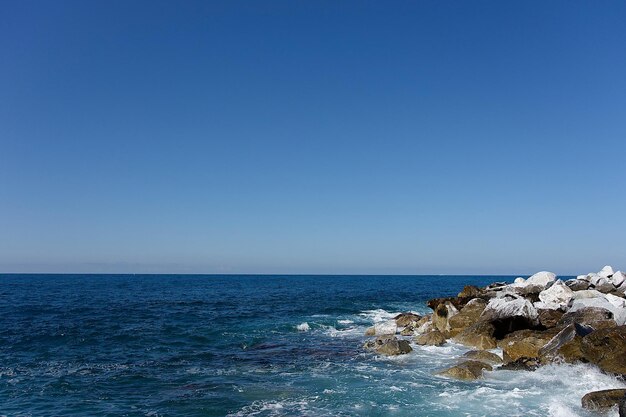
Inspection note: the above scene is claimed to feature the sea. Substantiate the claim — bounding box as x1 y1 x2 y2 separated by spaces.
1 274 624 417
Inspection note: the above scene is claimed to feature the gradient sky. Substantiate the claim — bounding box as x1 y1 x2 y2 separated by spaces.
1 1 625 275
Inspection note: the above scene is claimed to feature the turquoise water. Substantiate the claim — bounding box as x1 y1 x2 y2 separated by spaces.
0 274 624 416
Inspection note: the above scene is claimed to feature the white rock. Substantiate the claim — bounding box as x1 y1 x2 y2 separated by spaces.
482 297 538 322
605 293 626 310
610 271 626 287
598 265 614 278
570 289 606 300
414 320 433 335
569 296 626 326
577 274 590 281
526 271 556 288
510 277 527 288
588 274 603 286
538 280 574 310
373 320 398 336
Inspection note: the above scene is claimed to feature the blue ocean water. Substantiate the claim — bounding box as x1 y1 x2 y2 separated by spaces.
0 274 623 417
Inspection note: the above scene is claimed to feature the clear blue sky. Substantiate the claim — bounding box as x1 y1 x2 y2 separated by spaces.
1 1 625 275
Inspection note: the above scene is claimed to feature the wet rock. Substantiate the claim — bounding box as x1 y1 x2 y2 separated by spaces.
538 280 574 310
415 329 446 346
581 389 626 412
432 301 459 334
447 298 487 337
395 312 422 328
498 329 558 364
538 323 592 363
363 334 395 350
580 326 626 376
462 350 503 365
437 360 493 380
454 321 497 350
558 307 615 328
376 338 413 356
537 309 564 329
498 357 540 371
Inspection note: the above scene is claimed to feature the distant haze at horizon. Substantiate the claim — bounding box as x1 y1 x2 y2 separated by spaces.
1 1 625 275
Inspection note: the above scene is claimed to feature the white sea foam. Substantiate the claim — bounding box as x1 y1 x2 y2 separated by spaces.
359 309 399 323
296 322 310 332
337 319 353 324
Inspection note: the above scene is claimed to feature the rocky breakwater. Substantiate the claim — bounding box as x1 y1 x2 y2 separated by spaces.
361 266 626 413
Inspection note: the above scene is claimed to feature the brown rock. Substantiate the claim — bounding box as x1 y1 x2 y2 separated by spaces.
432 302 459 334
458 285 482 298
537 309 564 329
454 321 497 350
363 335 395 350
538 323 592 364
558 307 615 328
498 357 540 371
395 312 422 328
582 389 626 411
498 329 558 364
580 326 626 375
415 329 446 346
427 296 475 311
448 299 487 337
462 350 503 365
376 339 412 356
438 360 493 380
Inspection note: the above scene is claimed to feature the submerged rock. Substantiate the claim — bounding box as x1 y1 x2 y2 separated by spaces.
580 326 626 376
415 329 446 346
462 350 503 365
438 360 492 380
581 389 626 412
376 338 413 356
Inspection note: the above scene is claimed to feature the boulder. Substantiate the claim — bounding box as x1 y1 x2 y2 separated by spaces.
594 278 616 294
498 329 558 364
363 334 395 350
447 298 487 337
432 301 459 334
598 265 615 279
580 326 626 375
415 329 446 346
454 321 497 350
569 296 625 326
538 323 592 363
611 271 626 287
581 389 626 412
537 309 564 329
538 280 574 310
462 350 503 365
376 338 413 356
481 297 539 338
395 312 422 328
427 296 474 311
565 279 590 291
437 360 493 380
526 271 556 288
514 284 544 303
558 307 615 328
364 320 397 336
458 285 483 298
620 394 626 417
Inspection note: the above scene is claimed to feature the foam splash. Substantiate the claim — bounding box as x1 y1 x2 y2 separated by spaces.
296 322 310 332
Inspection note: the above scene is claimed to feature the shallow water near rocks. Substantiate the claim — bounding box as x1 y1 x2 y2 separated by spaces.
1 274 624 416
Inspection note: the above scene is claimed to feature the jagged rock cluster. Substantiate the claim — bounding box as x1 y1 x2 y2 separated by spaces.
362 266 626 414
